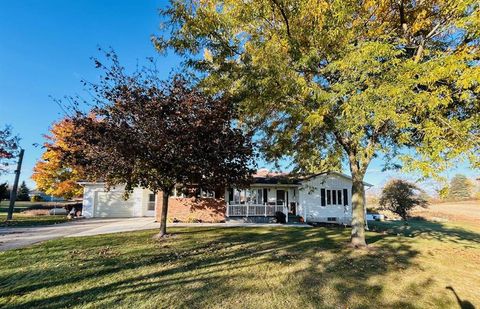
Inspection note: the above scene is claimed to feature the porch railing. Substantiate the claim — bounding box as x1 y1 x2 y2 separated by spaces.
226 203 289 221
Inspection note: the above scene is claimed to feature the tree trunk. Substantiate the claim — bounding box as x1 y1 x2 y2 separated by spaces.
157 191 170 238
350 170 367 248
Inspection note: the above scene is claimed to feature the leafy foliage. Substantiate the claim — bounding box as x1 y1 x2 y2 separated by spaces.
0 125 20 175
0 182 9 203
62 52 255 236
379 179 428 220
447 174 473 201
157 0 480 246
16 181 30 202
32 119 84 200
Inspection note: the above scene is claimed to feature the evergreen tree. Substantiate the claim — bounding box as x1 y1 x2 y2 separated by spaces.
0 182 8 203
16 181 30 201
448 174 472 201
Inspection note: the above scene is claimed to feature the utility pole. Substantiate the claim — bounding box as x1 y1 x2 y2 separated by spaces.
7 149 24 220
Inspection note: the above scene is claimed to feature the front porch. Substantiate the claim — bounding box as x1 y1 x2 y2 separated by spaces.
226 185 301 223
227 203 289 217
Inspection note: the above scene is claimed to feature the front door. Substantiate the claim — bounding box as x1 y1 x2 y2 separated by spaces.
276 190 285 206
145 193 156 217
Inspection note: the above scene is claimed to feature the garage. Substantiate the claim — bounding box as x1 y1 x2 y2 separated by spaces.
93 190 135 218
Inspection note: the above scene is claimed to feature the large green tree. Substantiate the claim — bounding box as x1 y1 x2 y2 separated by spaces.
156 0 479 247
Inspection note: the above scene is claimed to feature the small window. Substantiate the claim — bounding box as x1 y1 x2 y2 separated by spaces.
148 194 156 211
343 189 348 206
332 190 337 205
327 217 337 222
337 190 342 205
200 189 215 198
172 188 185 198
326 190 331 205
320 189 326 206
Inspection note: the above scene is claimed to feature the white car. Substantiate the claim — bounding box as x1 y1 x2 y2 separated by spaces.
366 213 384 221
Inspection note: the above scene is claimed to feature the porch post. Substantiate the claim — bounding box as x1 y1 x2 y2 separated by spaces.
285 202 288 223
226 201 229 217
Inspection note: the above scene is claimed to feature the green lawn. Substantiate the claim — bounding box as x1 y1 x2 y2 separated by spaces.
0 221 479 308
0 201 70 227
0 213 69 228
0 201 41 213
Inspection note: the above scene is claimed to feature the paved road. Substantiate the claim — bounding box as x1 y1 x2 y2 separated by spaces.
0 218 310 251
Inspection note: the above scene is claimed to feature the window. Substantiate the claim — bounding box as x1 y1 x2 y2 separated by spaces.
251 189 263 205
337 190 342 205
200 189 215 198
343 189 348 206
172 187 186 198
332 190 337 205
326 190 331 205
321 189 326 206
148 194 156 211
327 217 337 222
276 190 285 205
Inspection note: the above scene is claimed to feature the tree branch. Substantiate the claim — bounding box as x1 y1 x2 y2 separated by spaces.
270 0 291 38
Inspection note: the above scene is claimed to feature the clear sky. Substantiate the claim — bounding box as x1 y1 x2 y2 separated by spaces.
0 1 477 193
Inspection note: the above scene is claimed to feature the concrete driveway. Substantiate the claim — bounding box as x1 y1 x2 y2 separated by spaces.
0 218 310 251
0 218 158 252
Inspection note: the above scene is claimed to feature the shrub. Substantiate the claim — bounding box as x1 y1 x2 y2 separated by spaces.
30 195 44 202
275 211 286 224
379 179 428 221
21 209 50 216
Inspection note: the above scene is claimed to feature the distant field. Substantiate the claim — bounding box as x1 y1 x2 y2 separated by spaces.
412 200 479 226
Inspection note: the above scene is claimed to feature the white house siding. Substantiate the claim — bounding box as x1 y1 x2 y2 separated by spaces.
299 174 353 224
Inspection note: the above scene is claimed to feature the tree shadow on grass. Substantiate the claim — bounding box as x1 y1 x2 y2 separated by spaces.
0 226 456 308
369 219 480 247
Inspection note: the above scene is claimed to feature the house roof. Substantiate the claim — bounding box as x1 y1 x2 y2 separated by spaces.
299 171 373 187
252 172 301 186
252 169 373 187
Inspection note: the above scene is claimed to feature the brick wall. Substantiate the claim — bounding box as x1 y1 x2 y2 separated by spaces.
155 191 226 223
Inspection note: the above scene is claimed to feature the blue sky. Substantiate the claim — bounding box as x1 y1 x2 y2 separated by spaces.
0 1 477 193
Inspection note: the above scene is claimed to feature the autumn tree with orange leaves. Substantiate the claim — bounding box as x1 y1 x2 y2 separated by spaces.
32 119 84 200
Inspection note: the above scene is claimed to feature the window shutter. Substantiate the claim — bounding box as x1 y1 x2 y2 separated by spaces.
321 189 326 206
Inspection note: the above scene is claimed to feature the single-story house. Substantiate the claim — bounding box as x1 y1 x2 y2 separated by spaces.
80 170 372 225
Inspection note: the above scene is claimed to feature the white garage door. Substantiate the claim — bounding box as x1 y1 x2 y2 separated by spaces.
94 191 134 217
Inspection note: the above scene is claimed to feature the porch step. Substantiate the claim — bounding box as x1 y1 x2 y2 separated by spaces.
288 215 304 223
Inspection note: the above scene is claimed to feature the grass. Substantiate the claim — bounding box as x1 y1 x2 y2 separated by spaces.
0 221 479 309
0 213 69 228
0 201 70 227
